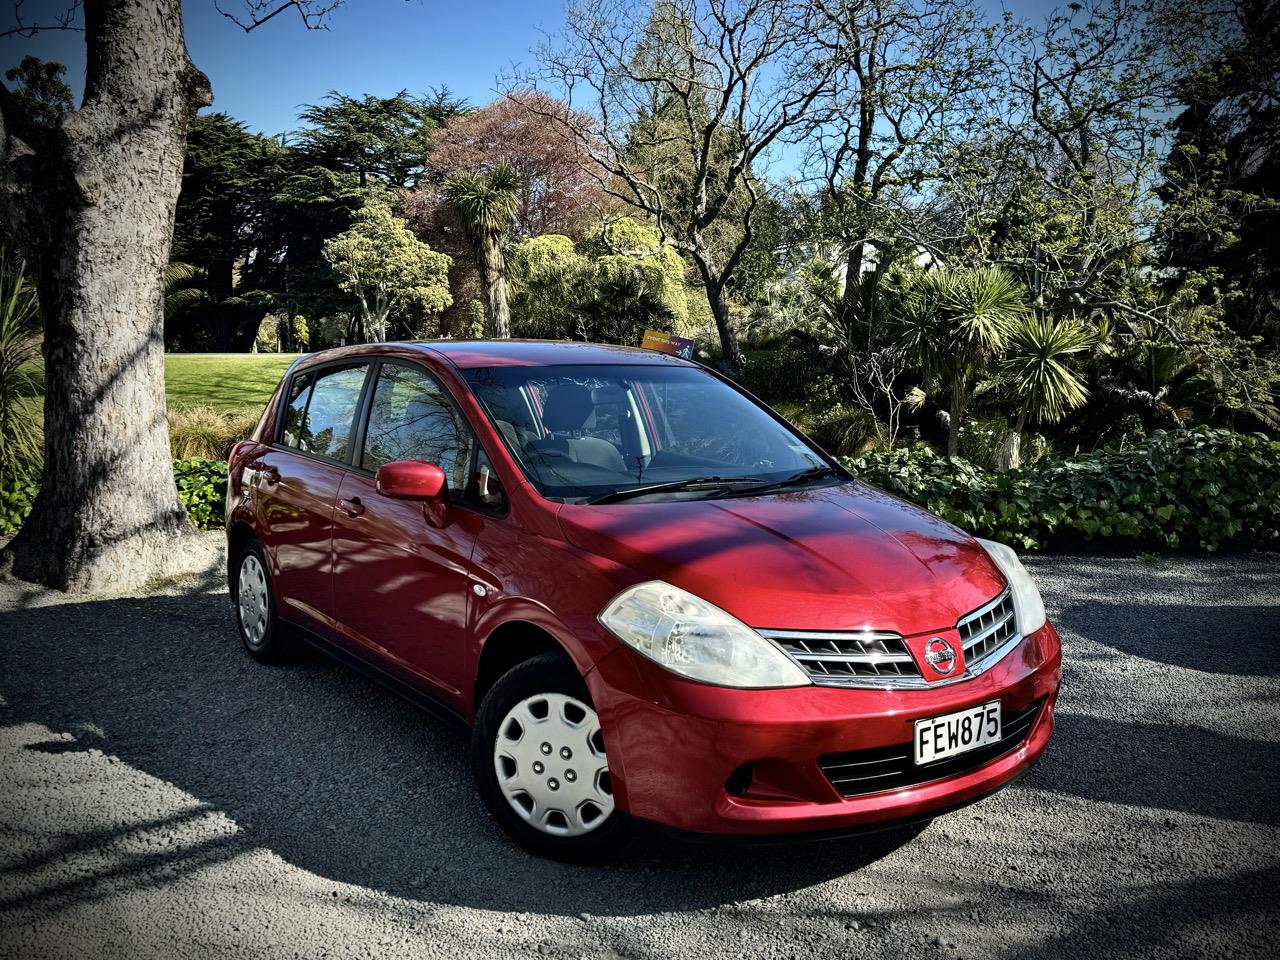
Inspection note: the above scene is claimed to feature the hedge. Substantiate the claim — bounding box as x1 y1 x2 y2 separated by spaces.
0 458 229 536
840 427 1280 553
4 429 1278 554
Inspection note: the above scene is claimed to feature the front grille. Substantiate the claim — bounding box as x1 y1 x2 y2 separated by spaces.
818 697 1045 798
957 589 1018 666
759 629 922 684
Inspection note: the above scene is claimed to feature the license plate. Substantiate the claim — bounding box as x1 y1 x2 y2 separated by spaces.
914 701 1001 765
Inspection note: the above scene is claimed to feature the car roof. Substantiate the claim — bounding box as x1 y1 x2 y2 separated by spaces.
414 339 695 370
289 339 699 373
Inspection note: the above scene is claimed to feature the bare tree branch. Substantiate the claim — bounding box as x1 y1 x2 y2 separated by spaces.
214 0 343 32
1 0 82 39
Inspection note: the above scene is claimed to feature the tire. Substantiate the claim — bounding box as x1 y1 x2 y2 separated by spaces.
472 653 632 861
231 539 290 663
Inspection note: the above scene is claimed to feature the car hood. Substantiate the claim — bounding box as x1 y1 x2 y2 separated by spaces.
557 481 1006 636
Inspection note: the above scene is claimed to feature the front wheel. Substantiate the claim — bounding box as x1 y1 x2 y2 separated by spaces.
471 654 632 860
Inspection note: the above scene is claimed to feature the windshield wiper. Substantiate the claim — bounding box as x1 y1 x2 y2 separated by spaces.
588 475 765 505
720 466 844 498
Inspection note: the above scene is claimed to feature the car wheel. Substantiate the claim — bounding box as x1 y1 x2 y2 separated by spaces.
472 653 632 860
232 539 289 663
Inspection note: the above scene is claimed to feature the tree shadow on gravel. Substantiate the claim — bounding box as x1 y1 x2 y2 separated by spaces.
0 590 922 917
1059 600 1278 676
1026 712 1279 826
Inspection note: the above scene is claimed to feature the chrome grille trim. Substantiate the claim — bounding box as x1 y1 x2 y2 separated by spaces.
758 587 1025 690
758 629 922 686
956 589 1020 669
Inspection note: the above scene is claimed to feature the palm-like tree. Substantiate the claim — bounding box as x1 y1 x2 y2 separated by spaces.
897 266 1026 458
0 253 43 485
445 161 521 338
996 314 1092 470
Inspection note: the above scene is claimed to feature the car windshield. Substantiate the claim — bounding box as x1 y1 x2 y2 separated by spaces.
461 363 834 503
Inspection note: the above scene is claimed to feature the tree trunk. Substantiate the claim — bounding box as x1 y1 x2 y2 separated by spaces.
479 232 511 339
946 373 968 460
0 0 212 592
996 412 1027 472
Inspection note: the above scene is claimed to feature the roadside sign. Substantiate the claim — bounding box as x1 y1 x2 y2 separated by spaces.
641 329 695 360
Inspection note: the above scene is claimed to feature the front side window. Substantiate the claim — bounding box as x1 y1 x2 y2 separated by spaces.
361 363 476 493
280 364 368 461
462 364 831 503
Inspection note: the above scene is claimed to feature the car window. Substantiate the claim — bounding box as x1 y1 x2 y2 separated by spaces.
462 364 828 503
281 364 368 461
361 363 476 493
281 373 314 448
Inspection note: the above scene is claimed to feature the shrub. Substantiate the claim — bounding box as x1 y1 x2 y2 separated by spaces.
0 478 36 535
173 458 229 530
810 405 879 457
841 427 1280 552
169 405 258 460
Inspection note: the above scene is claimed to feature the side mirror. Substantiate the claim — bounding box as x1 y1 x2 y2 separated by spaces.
375 460 447 501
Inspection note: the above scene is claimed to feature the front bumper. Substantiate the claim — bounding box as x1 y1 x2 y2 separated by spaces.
585 621 1061 836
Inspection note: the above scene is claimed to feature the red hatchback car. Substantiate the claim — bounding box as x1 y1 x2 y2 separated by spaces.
226 340 1061 859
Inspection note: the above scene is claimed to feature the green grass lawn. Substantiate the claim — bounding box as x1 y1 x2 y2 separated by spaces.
165 353 300 415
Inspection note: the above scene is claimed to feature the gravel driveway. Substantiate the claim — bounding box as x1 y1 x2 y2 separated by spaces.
1 545 1277 959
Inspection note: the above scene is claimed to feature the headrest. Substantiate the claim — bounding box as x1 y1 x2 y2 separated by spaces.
541 383 595 432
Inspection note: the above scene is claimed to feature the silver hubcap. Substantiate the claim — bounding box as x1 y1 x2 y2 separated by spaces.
237 554 269 647
493 693 614 837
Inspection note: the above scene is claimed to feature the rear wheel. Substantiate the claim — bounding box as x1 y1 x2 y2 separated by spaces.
472 653 631 860
231 539 289 663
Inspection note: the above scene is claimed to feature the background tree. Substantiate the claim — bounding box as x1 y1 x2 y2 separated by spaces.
525 0 845 373
322 199 452 342
445 161 521 338
294 89 465 189
897 266 1026 457
798 0 999 302
1156 0 1279 346
995 314 1092 469
3 55 72 129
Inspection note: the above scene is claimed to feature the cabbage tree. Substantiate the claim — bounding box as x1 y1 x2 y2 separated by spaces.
996 314 1092 470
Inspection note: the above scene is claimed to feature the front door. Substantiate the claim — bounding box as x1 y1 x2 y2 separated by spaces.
330 361 484 708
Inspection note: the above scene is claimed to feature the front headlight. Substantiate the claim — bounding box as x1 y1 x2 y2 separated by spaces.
598 581 810 688
976 539 1046 637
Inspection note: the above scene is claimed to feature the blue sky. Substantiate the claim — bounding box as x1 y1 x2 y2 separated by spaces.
2 0 566 135
3 1 1054 138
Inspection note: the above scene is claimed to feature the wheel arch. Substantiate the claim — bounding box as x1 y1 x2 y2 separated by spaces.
473 620 576 719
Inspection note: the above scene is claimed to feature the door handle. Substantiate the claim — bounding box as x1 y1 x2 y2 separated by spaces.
258 464 280 485
339 496 365 518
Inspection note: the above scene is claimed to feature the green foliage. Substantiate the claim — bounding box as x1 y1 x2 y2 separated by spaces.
999 313 1092 425
172 459 230 531
0 477 37 536
323 199 452 340
2 459 234 536
509 219 690 343
3 56 72 129
0 254 43 484
842 428 1280 552
296 89 465 189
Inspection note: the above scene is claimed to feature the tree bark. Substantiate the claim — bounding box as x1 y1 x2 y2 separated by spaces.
479 232 511 339
996 411 1028 472
0 0 212 592
946 372 968 460
706 282 743 376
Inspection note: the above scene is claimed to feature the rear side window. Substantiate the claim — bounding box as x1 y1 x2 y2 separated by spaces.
279 364 369 461
361 363 476 493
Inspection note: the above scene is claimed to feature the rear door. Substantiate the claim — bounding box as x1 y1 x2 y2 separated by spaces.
330 360 489 707
254 361 372 636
